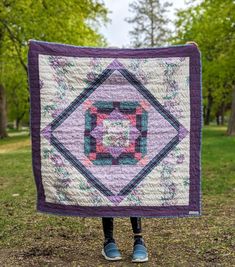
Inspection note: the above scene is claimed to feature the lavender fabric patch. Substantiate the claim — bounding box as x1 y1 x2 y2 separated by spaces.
28 40 202 217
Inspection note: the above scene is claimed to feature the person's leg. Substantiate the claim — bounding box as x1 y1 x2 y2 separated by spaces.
130 217 143 242
101 217 122 260
130 217 148 262
102 217 115 246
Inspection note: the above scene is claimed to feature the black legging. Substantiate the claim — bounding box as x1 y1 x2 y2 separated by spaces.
102 217 142 240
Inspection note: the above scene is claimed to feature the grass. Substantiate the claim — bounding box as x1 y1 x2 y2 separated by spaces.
202 126 235 195
0 126 234 266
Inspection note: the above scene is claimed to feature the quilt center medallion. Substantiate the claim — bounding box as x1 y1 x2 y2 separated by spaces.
86 101 147 164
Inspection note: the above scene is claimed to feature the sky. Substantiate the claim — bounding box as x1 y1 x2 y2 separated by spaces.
100 0 189 47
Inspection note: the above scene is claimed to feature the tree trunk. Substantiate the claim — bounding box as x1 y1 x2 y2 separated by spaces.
150 0 154 47
0 83 8 138
227 84 235 136
16 118 21 131
16 111 26 131
203 105 206 123
205 91 213 125
221 102 225 126
216 113 220 125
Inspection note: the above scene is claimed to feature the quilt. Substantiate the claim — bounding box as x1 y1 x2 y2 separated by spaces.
28 40 202 217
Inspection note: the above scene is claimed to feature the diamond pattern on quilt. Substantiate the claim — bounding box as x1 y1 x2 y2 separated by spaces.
41 59 189 204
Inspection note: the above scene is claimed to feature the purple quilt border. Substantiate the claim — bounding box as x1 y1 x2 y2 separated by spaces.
27 40 202 218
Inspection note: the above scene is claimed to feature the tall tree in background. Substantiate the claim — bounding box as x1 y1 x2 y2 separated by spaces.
0 0 108 138
0 24 7 138
0 84 7 138
125 0 172 47
173 0 235 135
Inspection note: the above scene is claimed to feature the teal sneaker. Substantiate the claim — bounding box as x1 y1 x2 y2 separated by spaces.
101 242 122 261
132 238 148 263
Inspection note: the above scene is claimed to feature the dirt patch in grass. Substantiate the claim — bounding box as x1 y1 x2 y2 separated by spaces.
0 195 234 267
0 139 30 154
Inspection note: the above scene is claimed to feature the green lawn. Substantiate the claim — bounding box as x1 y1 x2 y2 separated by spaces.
201 126 235 195
0 126 234 266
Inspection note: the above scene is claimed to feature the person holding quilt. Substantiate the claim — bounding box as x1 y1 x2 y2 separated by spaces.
100 41 198 264
101 217 148 262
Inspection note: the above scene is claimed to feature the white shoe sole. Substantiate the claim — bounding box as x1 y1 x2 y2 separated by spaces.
101 248 122 261
132 256 149 263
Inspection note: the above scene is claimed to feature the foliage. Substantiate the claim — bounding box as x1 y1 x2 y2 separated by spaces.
173 0 235 127
0 0 109 131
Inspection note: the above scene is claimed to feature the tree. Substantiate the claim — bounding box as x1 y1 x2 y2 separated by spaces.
3 59 29 130
224 39 235 135
173 0 235 133
227 83 235 135
0 24 8 138
0 84 7 138
0 0 108 137
125 0 172 47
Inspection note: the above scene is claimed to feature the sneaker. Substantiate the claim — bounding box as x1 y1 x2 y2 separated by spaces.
132 238 148 263
101 241 122 261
